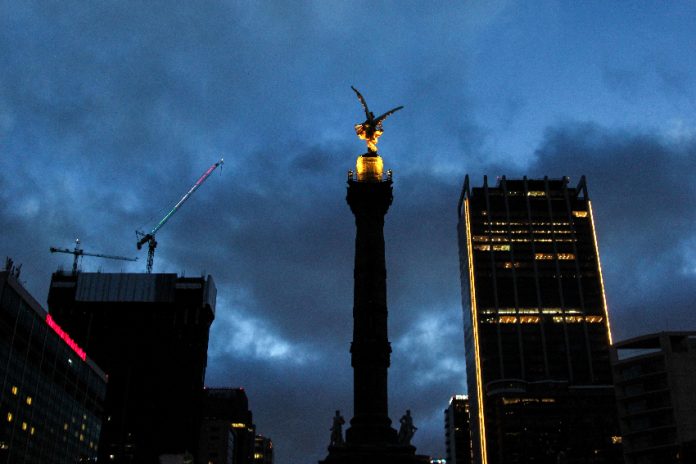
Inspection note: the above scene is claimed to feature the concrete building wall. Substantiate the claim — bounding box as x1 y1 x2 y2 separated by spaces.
612 332 696 464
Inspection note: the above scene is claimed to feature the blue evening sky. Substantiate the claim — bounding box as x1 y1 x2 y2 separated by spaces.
2 2 695 462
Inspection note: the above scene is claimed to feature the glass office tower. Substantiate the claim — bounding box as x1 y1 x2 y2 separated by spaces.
0 268 106 464
457 176 621 464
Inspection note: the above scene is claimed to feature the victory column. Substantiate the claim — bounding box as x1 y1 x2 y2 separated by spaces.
320 88 429 464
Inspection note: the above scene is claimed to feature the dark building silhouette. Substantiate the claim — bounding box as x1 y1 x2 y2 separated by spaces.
254 434 273 464
47 272 215 463
611 332 696 464
197 387 256 464
320 153 429 464
445 395 472 464
0 266 106 464
457 176 622 464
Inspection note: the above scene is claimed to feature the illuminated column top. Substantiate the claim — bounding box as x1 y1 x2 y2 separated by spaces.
355 154 384 183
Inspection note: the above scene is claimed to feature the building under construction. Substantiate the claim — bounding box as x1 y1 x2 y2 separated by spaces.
47 271 216 463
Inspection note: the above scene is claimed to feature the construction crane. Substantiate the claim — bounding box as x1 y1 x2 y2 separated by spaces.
50 239 138 274
136 158 223 273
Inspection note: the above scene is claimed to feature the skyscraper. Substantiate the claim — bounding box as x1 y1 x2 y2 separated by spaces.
47 272 216 463
444 395 472 464
457 176 621 464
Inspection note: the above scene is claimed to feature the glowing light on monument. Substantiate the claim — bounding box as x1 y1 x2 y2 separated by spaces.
356 155 384 182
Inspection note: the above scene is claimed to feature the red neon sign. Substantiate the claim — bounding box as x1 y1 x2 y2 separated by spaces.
45 314 87 361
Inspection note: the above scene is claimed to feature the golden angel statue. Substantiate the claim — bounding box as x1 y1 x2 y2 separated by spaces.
351 86 403 153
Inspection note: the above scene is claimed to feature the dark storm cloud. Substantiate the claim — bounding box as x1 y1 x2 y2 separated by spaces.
4 1 693 463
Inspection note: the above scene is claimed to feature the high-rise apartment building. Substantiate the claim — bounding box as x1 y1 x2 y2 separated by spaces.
47 272 216 463
197 387 256 464
611 332 696 463
445 395 472 464
457 176 621 464
0 265 106 464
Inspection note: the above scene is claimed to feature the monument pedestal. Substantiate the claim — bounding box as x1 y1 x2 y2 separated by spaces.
320 443 431 464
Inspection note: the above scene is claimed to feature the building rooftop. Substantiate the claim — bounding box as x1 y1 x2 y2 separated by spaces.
613 331 696 362
50 271 216 314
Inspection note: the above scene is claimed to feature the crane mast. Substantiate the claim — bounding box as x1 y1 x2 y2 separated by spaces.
51 239 137 274
136 158 223 273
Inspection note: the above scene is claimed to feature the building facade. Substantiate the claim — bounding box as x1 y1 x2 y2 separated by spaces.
0 266 106 464
611 332 696 463
457 176 621 464
197 388 256 464
445 395 472 464
254 434 273 464
47 272 216 463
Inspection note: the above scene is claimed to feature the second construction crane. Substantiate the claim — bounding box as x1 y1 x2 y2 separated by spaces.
136 158 223 273
51 239 137 274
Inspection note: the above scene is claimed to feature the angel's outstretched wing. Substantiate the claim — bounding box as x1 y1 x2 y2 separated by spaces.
351 86 371 120
375 106 404 125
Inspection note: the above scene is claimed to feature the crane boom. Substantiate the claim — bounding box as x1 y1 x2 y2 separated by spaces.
136 157 223 273
51 239 137 274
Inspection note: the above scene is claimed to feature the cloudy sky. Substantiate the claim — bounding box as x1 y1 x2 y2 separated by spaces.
2 1 696 463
